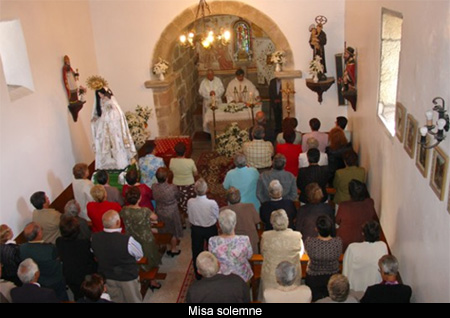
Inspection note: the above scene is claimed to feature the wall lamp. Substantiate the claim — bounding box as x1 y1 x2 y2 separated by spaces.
419 97 449 149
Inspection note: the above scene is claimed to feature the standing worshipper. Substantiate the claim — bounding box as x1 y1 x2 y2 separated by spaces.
199 69 225 126
226 69 260 103
269 77 283 134
87 76 137 170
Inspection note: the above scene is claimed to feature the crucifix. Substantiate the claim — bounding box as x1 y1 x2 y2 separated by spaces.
282 83 296 118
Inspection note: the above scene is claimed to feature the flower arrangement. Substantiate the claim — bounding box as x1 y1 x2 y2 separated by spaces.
215 122 250 157
309 55 324 82
153 57 170 76
223 102 246 113
271 50 286 65
125 105 153 150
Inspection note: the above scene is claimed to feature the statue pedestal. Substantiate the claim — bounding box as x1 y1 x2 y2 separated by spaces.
306 77 335 104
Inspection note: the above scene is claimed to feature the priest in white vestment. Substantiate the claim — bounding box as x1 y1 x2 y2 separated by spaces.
199 69 225 120
225 69 260 104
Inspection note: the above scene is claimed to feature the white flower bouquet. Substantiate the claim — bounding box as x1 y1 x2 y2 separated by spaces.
223 103 246 113
309 55 324 81
152 57 170 75
125 105 153 150
271 51 286 65
215 123 250 157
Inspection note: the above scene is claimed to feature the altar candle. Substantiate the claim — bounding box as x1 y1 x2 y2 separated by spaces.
211 95 216 107
249 92 254 104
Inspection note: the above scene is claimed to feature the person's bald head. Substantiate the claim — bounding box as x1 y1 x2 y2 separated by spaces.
23 222 43 242
255 111 266 125
102 210 121 229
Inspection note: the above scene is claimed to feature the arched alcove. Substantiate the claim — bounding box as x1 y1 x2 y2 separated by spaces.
146 1 299 137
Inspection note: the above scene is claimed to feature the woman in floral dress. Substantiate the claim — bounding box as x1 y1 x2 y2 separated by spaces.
208 209 253 283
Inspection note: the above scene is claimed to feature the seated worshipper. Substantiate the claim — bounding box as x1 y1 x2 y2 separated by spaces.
333 150 366 205
299 137 328 168
326 128 353 184
336 180 377 251
138 141 166 188
91 211 144 303
260 180 296 231
302 118 329 153
30 191 61 244
343 221 388 292
221 187 260 253
199 69 225 118
296 183 335 241
87 185 122 233
63 200 92 240
223 152 260 210
186 252 250 303
55 216 97 301
276 117 302 145
208 209 253 283
187 179 219 280
95 170 124 206
297 148 330 204
305 216 342 302
360 255 412 304
120 186 162 290
72 163 94 220
335 116 352 144
10 259 59 303
264 261 312 303
225 68 260 104
316 274 359 303
122 169 154 210
0 224 21 286
19 223 68 301
275 129 303 177
170 142 198 217
0 262 16 303
256 154 298 203
243 126 274 171
261 210 304 293
152 167 183 257
77 274 113 303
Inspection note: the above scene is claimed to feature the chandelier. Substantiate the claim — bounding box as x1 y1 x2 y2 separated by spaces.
179 0 231 49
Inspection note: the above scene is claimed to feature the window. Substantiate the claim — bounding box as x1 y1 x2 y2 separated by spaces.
0 19 34 101
378 8 403 136
234 20 252 61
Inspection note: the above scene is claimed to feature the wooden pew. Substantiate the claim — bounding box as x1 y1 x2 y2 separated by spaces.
248 253 344 301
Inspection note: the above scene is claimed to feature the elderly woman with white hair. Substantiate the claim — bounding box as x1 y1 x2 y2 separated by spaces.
264 261 312 303
208 209 253 282
261 209 304 295
260 180 296 231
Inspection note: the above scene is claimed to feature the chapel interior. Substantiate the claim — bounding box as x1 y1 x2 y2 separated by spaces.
0 0 449 303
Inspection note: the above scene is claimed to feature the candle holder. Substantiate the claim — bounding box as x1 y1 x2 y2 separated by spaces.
210 98 218 149
419 97 449 149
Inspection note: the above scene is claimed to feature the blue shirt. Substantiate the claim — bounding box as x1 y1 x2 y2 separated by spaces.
223 167 261 210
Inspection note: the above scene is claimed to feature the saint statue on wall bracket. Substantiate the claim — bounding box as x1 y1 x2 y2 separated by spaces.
62 55 86 122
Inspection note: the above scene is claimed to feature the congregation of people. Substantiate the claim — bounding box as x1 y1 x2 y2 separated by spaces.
0 114 412 304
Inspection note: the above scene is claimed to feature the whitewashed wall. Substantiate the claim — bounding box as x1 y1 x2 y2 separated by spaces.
345 0 450 303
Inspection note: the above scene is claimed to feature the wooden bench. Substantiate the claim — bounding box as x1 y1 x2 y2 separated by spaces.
248 253 344 301
137 257 167 298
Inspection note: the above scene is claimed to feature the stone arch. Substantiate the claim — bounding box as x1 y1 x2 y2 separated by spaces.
148 1 296 136
151 1 293 71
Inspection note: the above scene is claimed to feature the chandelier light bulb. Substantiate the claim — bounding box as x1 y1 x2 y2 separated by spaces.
180 35 187 44
426 110 434 126
437 118 447 131
420 126 428 137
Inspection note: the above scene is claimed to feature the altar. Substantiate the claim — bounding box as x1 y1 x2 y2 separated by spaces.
203 103 262 135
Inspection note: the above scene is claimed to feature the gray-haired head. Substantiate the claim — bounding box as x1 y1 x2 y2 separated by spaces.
234 153 247 168
379 255 399 276
273 154 287 170
253 125 265 140
17 258 39 284
226 187 241 205
275 261 298 287
102 210 121 229
328 274 350 302
64 199 81 218
194 178 208 196
196 251 220 278
269 180 283 199
218 209 237 235
270 209 289 231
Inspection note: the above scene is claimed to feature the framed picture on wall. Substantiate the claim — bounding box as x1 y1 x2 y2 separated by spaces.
395 102 407 143
430 147 449 201
447 184 450 214
404 114 418 159
416 131 431 178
